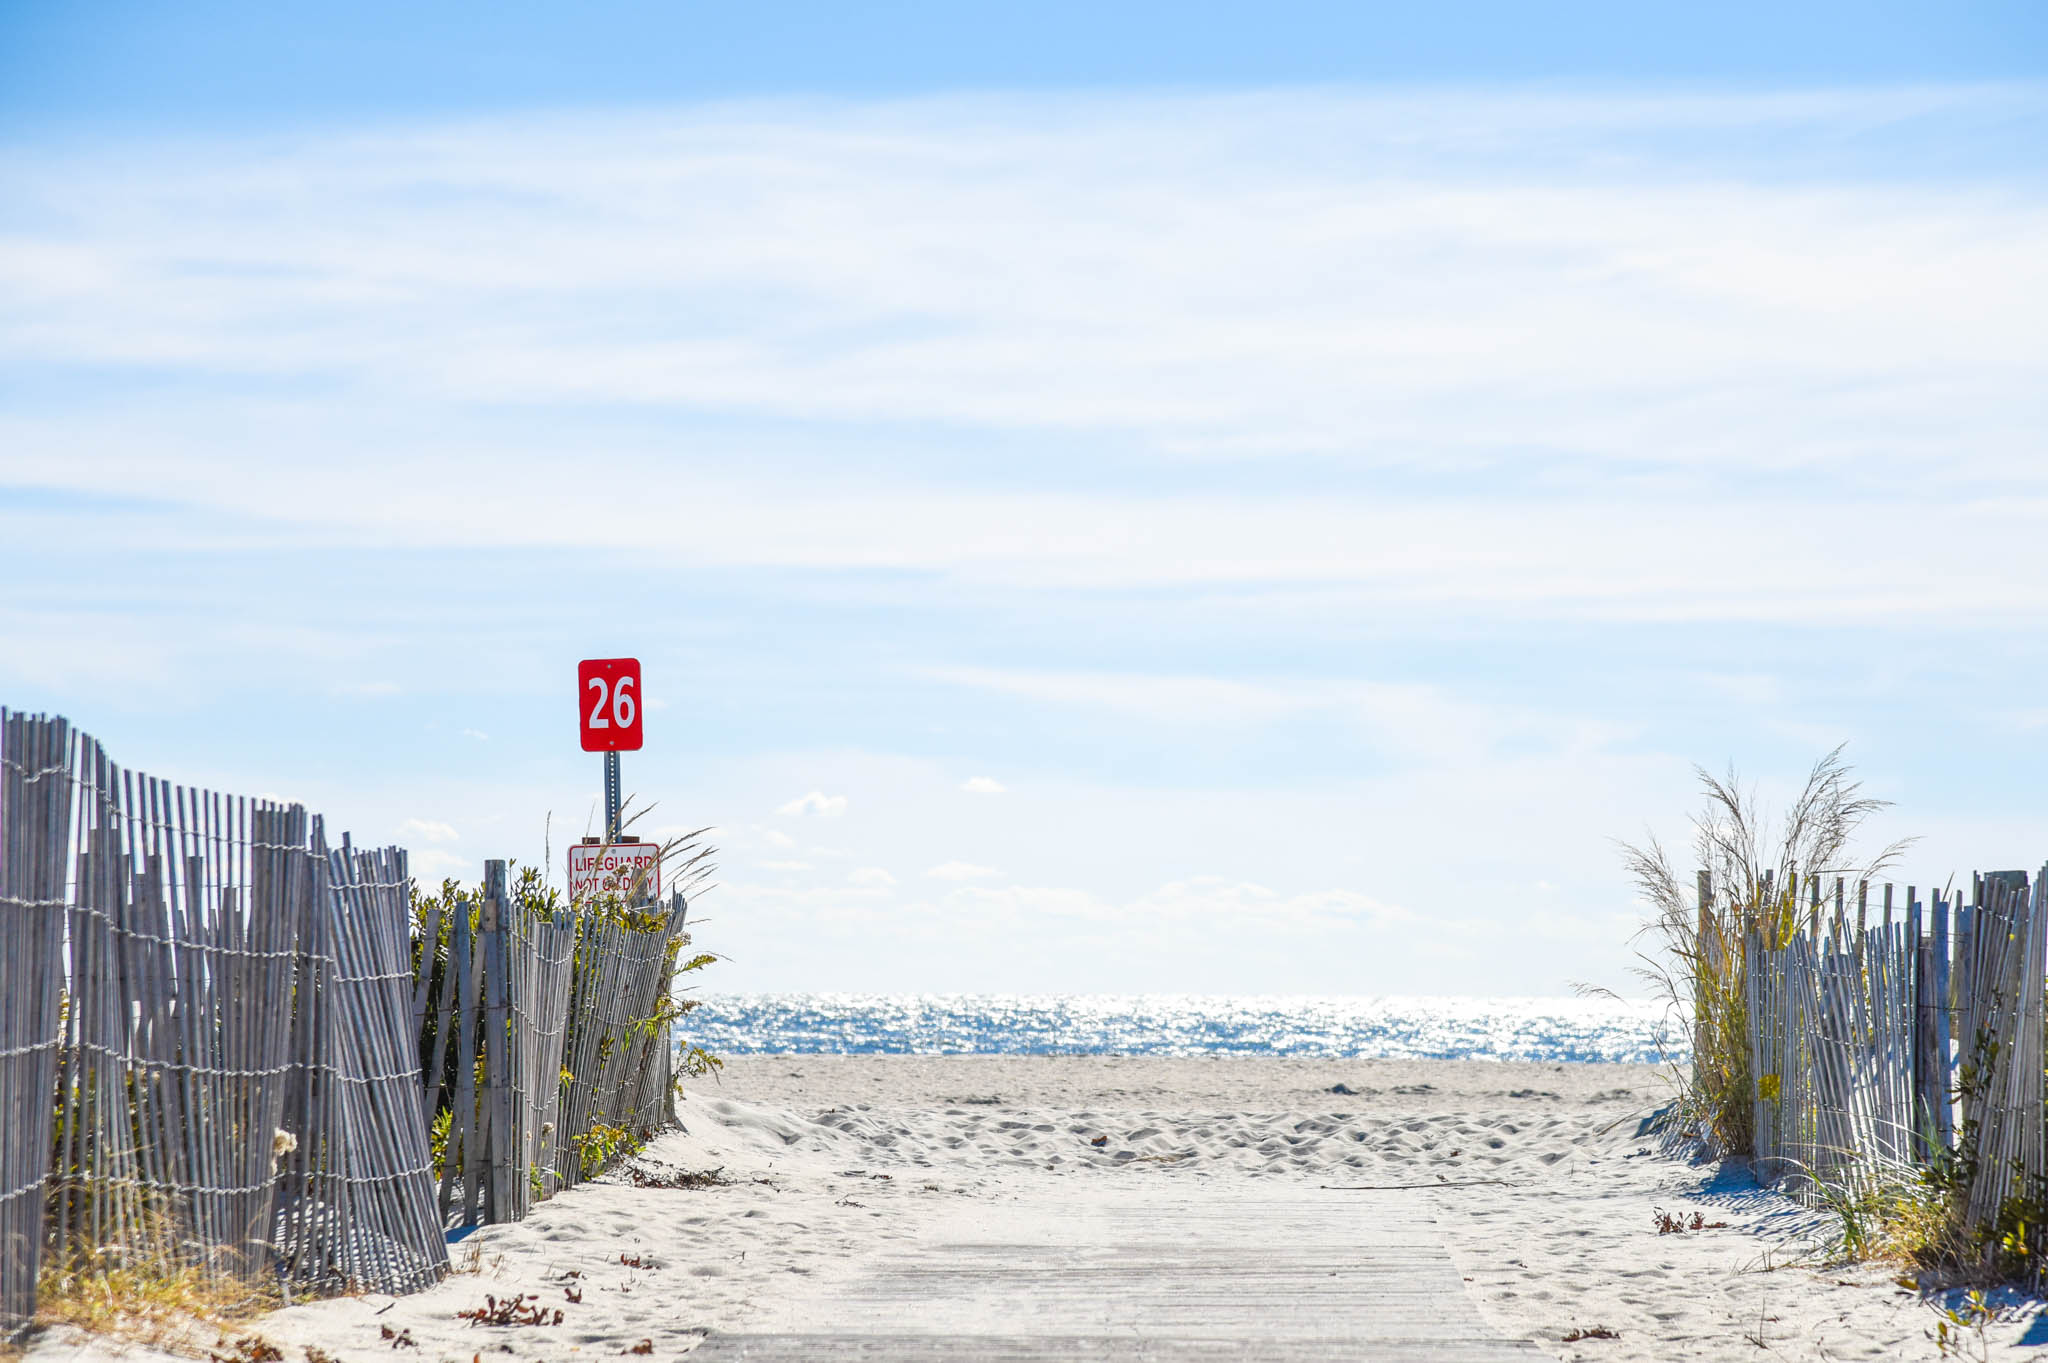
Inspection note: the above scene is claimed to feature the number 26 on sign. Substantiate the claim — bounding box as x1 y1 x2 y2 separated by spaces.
577 658 643 752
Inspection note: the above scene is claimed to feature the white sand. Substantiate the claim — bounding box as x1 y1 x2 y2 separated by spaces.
28 1055 2043 1361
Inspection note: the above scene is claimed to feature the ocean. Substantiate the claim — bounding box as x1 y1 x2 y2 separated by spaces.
679 993 1676 1064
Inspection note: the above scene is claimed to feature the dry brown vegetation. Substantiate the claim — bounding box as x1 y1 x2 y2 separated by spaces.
31 1249 279 1358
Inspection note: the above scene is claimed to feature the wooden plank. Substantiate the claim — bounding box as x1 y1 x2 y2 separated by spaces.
452 899 484 1225
412 899 443 1103
1931 893 1954 1152
1909 889 1935 1162
691 1339 1528 1361
481 861 514 1224
691 1185 1539 1361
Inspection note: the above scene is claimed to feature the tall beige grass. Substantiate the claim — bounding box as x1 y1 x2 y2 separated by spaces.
1617 745 1910 1153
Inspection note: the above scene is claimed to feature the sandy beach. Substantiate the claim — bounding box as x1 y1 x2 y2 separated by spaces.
27 1054 2028 1362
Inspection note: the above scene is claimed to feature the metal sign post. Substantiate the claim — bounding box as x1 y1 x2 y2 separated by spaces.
603 751 622 842
578 656 644 845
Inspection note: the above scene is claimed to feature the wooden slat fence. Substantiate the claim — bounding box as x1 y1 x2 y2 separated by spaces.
0 714 73 1329
51 745 313 1284
410 868 691 1228
550 896 692 1195
274 836 448 1293
4 711 452 1322
1952 874 2046 1231
1746 923 1918 1199
504 873 580 1220
1736 865 2048 1259
1 708 713 1335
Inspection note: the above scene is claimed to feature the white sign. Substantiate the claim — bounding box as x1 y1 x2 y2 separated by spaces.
567 841 661 903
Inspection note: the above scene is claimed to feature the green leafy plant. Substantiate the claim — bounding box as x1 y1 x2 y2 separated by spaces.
570 1122 637 1177
1929 1288 1994 1361
427 1108 452 1177
679 1046 723 1081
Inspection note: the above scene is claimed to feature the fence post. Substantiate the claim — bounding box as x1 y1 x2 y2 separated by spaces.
482 860 515 1223
450 901 483 1224
0 713 74 1333
1909 888 1938 1163
1932 892 1954 1153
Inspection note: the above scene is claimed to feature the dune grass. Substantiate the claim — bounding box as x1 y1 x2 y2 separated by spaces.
1616 745 1910 1154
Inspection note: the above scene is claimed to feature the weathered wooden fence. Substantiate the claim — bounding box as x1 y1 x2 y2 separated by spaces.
411 865 696 1228
0 710 710 1334
0 710 449 1331
1735 866 2048 1244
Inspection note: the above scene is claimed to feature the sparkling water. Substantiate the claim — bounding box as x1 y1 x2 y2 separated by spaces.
680 993 1676 1064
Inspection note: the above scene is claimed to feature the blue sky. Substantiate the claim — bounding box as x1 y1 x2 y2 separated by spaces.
3 5 2046 996
5 2 2044 130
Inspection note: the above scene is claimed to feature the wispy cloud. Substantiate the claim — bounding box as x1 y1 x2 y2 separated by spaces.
959 776 1006 794
777 791 848 818
6 89 2041 474
926 861 1001 881
0 88 2042 632
918 666 1625 766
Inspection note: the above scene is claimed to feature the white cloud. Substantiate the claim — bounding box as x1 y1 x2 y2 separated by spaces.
460 727 489 740
926 861 1001 881
334 681 401 697
0 87 2042 635
925 668 1299 724
960 776 1007 794
848 866 897 888
916 667 1623 767
407 847 472 880
8 89 2041 482
757 827 798 849
777 790 848 818
758 859 813 872
399 818 459 844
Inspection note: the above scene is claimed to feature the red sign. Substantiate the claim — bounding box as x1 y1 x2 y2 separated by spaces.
577 657 644 752
568 841 661 902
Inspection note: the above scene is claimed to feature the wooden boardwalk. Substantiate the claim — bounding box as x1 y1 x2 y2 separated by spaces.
693 1182 1542 1361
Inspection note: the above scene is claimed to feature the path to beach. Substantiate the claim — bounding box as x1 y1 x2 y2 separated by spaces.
29 1054 1972 1363
691 1176 1538 1359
